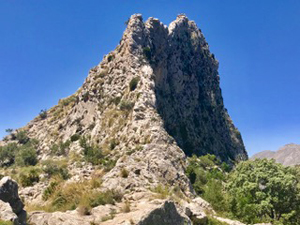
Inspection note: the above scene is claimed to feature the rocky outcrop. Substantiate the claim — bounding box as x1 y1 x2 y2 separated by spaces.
251 143 300 166
138 201 188 225
0 177 26 225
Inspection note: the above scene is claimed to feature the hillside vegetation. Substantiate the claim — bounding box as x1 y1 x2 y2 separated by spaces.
186 155 300 224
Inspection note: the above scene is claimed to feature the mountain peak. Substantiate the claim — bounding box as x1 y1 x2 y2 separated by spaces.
2 13 247 197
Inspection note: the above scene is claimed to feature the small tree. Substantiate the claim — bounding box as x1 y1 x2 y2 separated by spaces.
5 128 13 134
39 109 47 119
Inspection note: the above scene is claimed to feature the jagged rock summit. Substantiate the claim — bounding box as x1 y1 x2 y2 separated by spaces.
1 14 248 224
18 13 246 159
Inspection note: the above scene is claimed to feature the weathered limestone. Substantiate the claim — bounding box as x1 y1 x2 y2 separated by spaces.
1 14 249 225
0 177 26 225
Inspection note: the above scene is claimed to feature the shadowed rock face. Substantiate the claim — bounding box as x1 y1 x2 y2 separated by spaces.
251 143 300 166
124 14 247 163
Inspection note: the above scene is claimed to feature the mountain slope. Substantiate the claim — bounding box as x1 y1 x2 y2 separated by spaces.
251 143 300 166
1 14 247 193
0 13 249 225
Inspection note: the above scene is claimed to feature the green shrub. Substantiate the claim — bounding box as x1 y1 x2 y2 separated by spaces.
120 101 134 111
39 109 47 119
50 140 70 156
0 143 18 166
79 136 103 165
203 180 227 212
43 180 60 201
41 179 122 212
18 167 41 187
15 146 37 166
109 139 118 150
42 160 69 180
143 47 151 61
107 55 114 62
111 96 121 106
102 159 116 172
82 92 89 102
151 184 170 199
129 77 140 91
60 96 76 106
89 190 122 207
186 154 227 197
70 134 80 142
15 131 29 144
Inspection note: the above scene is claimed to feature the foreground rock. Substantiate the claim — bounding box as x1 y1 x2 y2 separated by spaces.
0 201 19 224
28 198 192 225
0 176 26 225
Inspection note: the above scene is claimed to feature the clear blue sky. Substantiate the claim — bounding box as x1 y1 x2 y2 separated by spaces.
1 0 300 156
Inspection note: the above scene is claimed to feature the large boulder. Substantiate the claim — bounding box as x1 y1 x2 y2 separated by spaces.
138 201 189 225
0 177 26 225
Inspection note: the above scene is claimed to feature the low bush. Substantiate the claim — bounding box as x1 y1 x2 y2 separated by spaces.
39 109 47 119
17 167 41 187
0 143 18 166
151 184 170 199
107 55 114 62
15 131 29 144
111 96 121 106
120 101 134 111
43 180 61 201
109 138 118 150
41 179 123 212
42 160 69 180
70 134 80 142
79 136 103 165
15 145 38 167
129 77 140 91
60 96 76 106
50 140 71 156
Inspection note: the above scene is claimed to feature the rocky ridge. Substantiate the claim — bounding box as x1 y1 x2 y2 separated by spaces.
251 143 300 166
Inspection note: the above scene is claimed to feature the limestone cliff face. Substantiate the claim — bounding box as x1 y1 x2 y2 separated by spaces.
119 14 247 162
2 14 247 193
